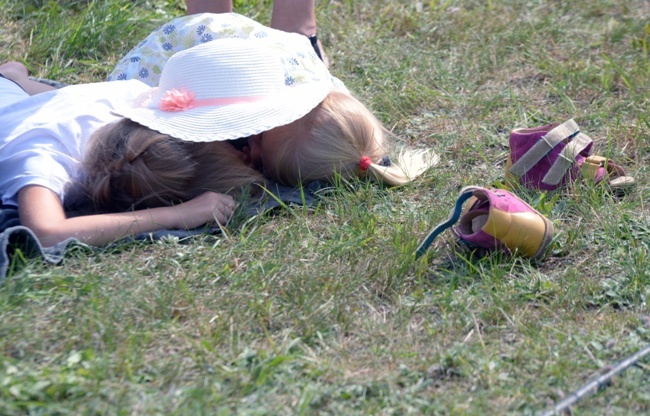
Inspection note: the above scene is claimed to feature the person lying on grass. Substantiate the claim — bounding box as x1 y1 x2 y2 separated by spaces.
0 18 437 248
105 12 436 188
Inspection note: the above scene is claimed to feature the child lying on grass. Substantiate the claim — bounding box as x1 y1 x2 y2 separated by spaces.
0 14 437 248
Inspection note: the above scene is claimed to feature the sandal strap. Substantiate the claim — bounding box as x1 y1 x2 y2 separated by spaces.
509 119 581 177
542 132 593 185
415 187 478 259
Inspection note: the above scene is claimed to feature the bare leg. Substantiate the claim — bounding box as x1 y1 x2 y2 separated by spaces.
186 0 232 15
270 0 328 66
270 0 317 36
185 1 328 66
0 61 56 95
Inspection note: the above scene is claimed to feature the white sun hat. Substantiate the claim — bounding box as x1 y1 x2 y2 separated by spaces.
113 36 334 142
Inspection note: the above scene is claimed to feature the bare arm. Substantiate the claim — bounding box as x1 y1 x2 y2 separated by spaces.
18 185 235 247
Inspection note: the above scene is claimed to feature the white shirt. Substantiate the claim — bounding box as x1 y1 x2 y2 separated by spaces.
0 79 150 206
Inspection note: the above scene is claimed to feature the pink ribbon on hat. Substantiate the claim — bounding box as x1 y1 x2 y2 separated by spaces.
158 88 265 112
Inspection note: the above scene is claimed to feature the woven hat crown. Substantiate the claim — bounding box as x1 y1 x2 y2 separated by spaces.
150 39 286 106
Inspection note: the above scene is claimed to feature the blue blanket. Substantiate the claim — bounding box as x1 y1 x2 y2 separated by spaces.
0 182 324 283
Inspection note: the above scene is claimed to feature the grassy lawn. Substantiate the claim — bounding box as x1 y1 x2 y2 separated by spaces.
1 0 649 414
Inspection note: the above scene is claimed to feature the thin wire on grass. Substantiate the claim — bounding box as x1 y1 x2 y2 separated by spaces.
541 343 650 416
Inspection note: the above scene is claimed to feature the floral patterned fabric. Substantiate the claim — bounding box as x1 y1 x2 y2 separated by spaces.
108 13 344 89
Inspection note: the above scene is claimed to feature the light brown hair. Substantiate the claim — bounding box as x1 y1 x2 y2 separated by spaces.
75 119 266 213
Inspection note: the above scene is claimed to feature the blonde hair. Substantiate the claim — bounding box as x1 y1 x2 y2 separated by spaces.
265 90 438 187
76 119 266 213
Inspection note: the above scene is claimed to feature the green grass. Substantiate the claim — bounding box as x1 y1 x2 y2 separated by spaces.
1 0 649 414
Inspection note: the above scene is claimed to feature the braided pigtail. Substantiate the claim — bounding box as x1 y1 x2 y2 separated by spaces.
75 119 267 214
79 119 198 213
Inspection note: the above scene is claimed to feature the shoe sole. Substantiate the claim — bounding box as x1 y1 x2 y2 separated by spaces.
530 210 555 260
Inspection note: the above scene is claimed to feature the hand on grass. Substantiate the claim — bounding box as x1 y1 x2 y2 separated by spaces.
175 191 236 229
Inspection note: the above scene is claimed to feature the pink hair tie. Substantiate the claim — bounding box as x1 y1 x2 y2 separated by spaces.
359 156 372 171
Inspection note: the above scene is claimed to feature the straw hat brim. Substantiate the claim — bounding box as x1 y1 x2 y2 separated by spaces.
113 80 331 142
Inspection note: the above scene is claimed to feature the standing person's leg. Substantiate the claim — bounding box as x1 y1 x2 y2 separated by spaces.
186 0 232 15
270 0 328 66
184 1 328 65
270 0 317 36
187 0 319 36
